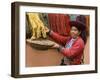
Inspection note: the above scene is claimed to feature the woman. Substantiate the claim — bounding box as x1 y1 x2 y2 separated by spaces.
46 21 87 65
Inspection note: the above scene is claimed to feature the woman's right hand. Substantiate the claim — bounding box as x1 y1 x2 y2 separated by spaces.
44 27 51 35
44 27 50 33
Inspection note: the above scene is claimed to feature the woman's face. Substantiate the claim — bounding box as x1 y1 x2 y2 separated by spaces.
70 26 80 39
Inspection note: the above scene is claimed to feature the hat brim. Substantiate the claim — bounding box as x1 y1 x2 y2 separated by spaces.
69 21 86 31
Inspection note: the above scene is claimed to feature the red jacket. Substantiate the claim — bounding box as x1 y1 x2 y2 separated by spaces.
49 31 85 65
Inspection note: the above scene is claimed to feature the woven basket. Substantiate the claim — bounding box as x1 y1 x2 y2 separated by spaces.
26 39 55 50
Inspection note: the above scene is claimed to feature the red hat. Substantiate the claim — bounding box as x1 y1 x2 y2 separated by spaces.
69 21 86 31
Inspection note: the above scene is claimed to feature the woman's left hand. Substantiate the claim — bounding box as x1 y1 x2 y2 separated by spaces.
52 43 60 48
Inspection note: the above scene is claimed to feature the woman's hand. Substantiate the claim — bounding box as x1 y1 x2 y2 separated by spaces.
44 27 50 33
52 43 60 48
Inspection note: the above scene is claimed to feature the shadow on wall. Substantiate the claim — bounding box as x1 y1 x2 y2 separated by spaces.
84 37 90 64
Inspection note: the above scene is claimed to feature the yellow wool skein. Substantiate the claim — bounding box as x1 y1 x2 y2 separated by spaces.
27 13 47 39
